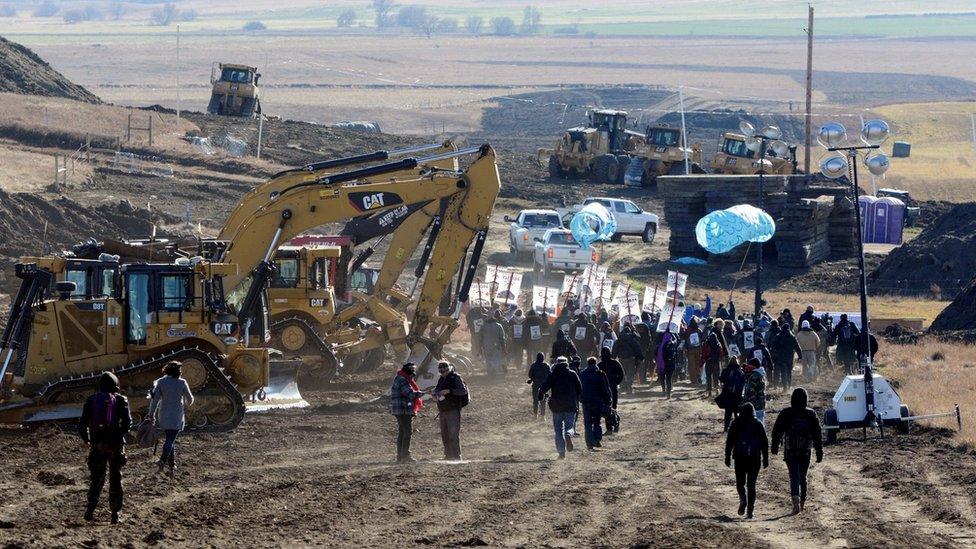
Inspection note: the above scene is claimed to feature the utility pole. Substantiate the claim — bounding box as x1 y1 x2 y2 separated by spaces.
176 25 181 127
804 4 814 174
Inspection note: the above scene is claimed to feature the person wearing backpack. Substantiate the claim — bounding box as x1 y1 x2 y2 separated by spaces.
579 357 612 450
724 402 769 519
742 358 768 424
147 361 194 477
570 312 599 362
832 314 860 374
682 318 704 387
79 371 132 524
771 387 824 515
434 361 469 461
598 346 625 433
719 357 746 431
527 352 552 419
656 330 679 399
612 324 644 395
703 320 729 397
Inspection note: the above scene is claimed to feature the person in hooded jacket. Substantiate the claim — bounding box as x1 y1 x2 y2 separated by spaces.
522 309 547 364
724 402 769 519
509 308 526 366
79 372 132 524
780 308 796 332
703 320 729 397
389 363 425 463
553 301 576 342
683 318 704 386
771 388 824 514
465 305 487 360
832 314 860 374
719 357 746 432
538 357 582 459
612 324 644 394
598 321 617 353
635 313 655 385
579 357 612 450
770 324 802 391
526 352 552 419
598 346 625 433
480 310 509 376
434 362 469 461
742 358 768 424
570 312 599 359
550 329 578 364
656 330 679 399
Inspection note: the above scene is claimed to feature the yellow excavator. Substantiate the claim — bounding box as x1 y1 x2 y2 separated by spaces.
0 145 500 428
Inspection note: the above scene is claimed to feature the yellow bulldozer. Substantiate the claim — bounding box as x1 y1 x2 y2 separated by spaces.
623 124 705 188
710 132 796 175
208 62 261 118
538 109 645 184
0 145 500 429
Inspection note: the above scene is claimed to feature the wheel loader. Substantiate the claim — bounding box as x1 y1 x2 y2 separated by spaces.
709 132 795 175
623 124 706 188
0 145 500 429
538 109 644 184
208 62 261 118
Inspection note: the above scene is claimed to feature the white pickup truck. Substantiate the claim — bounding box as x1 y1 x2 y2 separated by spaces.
505 209 563 258
557 197 659 243
533 228 596 277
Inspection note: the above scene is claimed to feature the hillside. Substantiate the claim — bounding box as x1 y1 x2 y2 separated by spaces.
0 34 98 102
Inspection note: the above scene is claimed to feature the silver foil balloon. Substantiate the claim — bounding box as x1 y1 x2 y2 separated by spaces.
820 154 849 179
818 122 847 148
864 152 891 176
860 119 890 146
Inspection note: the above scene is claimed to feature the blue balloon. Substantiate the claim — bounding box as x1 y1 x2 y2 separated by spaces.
570 202 617 250
695 204 776 254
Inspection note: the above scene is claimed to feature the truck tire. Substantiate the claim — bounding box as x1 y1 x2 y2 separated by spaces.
824 408 839 444
548 155 564 179
642 159 660 188
615 155 631 184
642 223 656 244
610 233 623 243
593 154 619 184
897 404 911 434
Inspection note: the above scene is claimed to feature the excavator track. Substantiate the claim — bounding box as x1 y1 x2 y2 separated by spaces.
35 346 245 433
271 316 343 394
271 316 342 374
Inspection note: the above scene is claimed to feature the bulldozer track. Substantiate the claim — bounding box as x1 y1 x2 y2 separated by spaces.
272 316 341 374
35 346 245 433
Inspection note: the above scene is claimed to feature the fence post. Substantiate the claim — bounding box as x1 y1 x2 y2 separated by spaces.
53 155 58 184
256 115 264 160
126 113 132 142
148 115 153 147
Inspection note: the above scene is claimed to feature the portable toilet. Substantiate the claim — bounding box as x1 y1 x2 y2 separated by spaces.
858 195 879 243
892 141 911 158
874 197 906 244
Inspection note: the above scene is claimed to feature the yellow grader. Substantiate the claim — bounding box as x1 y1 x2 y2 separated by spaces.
539 109 644 184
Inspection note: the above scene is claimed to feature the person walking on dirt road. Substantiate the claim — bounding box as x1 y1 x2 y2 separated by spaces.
550 329 578 365
537 356 582 459
725 402 769 519
527 352 552 419
79 372 132 525
612 324 644 394
656 330 679 399
480 310 509 377
796 320 821 382
770 324 802 391
771 387 824 515
434 362 469 461
598 346 624 433
570 312 599 362
579 357 612 451
832 314 860 375
683 318 704 386
742 358 768 425
147 361 194 477
719 357 746 431
703 320 729 397
389 363 425 463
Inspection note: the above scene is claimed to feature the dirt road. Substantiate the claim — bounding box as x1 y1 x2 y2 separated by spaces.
1 367 975 548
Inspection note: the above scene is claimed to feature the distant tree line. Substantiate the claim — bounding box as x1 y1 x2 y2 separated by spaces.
349 2 544 37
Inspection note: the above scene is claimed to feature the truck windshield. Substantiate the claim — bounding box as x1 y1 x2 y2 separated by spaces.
723 138 753 158
523 214 561 228
646 128 680 147
547 233 576 246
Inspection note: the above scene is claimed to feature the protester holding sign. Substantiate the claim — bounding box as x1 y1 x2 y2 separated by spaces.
683 318 704 387
570 312 599 360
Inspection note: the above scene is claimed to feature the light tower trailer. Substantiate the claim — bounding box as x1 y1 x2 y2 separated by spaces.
823 372 961 443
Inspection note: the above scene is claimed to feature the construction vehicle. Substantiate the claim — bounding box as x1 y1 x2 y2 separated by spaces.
208 62 261 118
0 145 500 428
538 109 644 184
709 132 795 176
623 124 706 188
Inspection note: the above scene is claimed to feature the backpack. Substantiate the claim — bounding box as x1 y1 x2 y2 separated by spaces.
662 338 678 367
839 323 854 345
785 411 813 456
90 392 116 433
735 421 758 457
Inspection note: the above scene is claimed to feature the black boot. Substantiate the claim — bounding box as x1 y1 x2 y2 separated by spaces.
111 511 122 525
84 504 96 522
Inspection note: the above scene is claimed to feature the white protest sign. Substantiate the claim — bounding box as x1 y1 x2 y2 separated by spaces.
532 285 560 317
666 270 688 299
469 283 492 307
642 286 668 314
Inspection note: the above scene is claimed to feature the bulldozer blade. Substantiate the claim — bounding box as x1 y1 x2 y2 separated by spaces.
247 359 309 413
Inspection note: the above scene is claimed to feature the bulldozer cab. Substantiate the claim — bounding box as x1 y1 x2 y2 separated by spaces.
645 126 682 148
208 62 261 118
720 133 756 158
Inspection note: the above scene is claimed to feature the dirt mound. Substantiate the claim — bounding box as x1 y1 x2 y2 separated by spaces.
930 277 976 331
0 35 98 102
0 188 179 260
869 202 976 298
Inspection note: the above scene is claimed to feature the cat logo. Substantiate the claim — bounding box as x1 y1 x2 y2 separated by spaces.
349 191 403 212
212 322 238 336
309 298 326 307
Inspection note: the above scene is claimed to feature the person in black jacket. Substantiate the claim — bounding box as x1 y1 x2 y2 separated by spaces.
771 388 824 515
79 372 132 525
612 324 644 394
719 357 746 432
538 357 582 459
569 312 599 361
770 325 802 391
434 362 469 461
550 329 578 364
579 357 612 450
724 402 769 519
598 346 625 433
526 352 552 419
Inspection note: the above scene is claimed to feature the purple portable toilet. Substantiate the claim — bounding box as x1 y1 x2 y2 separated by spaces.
858 195 879 243
874 197 905 244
